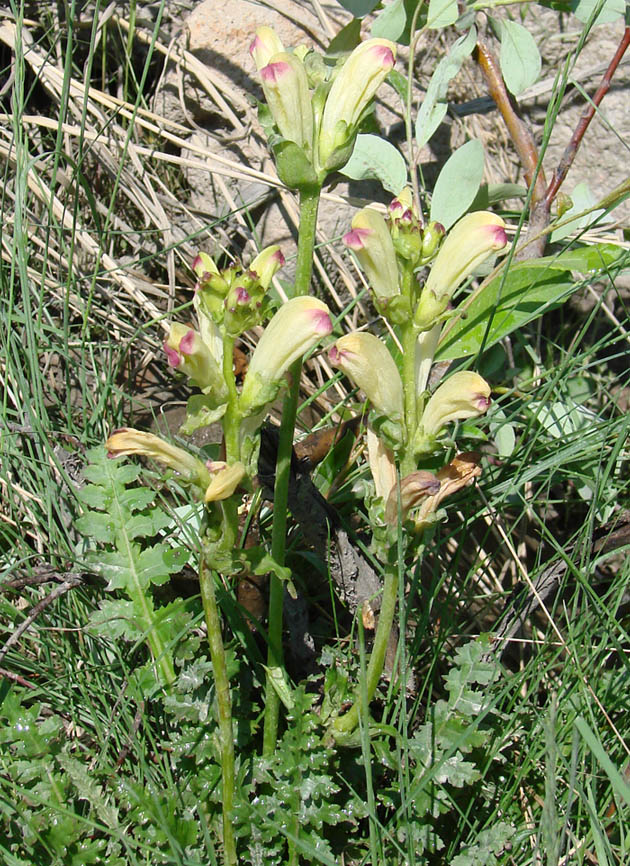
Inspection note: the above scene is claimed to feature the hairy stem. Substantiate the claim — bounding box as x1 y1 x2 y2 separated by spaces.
262 184 321 756
199 549 237 866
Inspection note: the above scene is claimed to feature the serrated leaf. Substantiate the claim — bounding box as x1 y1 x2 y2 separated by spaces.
88 599 143 640
77 484 109 510
499 19 541 96
371 0 407 40
340 133 407 194
74 512 116 543
416 27 476 148
430 139 484 229
427 0 458 28
118 486 155 513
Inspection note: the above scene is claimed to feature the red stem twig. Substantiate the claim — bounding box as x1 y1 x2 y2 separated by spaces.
544 26 630 209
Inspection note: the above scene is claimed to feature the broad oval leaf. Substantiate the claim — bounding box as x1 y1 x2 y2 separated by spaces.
371 0 407 40
415 26 476 148
340 133 407 194
430 139 484 229
499 20 541 96
572 0 625 25
427 0 458 28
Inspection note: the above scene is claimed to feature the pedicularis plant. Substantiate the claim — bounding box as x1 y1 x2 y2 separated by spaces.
78 18 603 865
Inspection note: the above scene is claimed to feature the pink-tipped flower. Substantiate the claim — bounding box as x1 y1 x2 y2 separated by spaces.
260 52 313 152
318 38 396 170
329 331 403 421
249 26 285 70
387 187 426 264
240 297 332 415
384 470 441 525
164 322 228 399
343 208 399 300
420 371 491 439
106 429 211 488
414 212 507 329
204 461 246 502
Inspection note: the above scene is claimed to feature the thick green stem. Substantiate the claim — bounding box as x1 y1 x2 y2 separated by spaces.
330 566 399 738
200 549 237 866
262 184 322 756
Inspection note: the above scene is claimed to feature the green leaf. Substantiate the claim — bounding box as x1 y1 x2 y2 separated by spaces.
416 27 476 148
180 393 227 435
575 717 630 808
437 259 573 360
371 0 407 40
430 139 484 229
499 19 541 96
489 407 516 457
572 0 625 25
550 181 608 241
334 0 380 16
470 182 527 209
427 0 458 28
339 133 407 194
437 244 624 361
326 19 361 57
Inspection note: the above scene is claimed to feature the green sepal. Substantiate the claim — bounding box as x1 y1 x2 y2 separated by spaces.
180 394 227 436
272 138 318 189
369 410 405 452
375 293 412 326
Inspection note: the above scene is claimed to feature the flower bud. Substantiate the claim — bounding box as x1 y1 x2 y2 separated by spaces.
106 429 211 488
419 371 491 439
164 323 228 399
343 208 399 300
388 187 424 264
204 461 246 502
249 245 285 289
384 470 440 525
318 38 396 171
260 52 313 153
414 212 507 330
329 331 403 421
240 297 332 415
249 26 285 70
420 220 445 262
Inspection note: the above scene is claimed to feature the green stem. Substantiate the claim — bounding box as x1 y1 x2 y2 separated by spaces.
200 548 237 866
262 184 322 757
330 565 399 738
222 335 240 462
401 268 420 477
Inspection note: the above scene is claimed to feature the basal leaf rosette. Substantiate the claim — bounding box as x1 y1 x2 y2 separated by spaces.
329 331 405 449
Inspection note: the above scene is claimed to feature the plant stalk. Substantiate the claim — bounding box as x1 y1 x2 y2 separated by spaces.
330 566 399 738
262 184 322 756
200 549 237 866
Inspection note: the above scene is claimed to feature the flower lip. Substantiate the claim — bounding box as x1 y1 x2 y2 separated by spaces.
343 227 372 250
179 329 196 355
164 343 180 368
261 60 291 83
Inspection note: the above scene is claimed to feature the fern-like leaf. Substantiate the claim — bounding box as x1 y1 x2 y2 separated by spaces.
76 447 190 687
